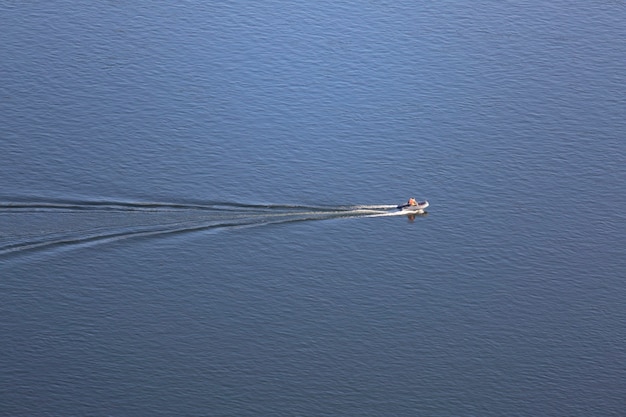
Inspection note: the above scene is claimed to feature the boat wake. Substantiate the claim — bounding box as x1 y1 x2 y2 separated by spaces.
0 198 420 258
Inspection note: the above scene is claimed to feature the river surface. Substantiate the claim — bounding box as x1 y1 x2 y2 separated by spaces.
1 1 625 416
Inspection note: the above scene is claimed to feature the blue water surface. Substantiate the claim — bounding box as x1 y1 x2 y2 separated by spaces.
1 1 625 416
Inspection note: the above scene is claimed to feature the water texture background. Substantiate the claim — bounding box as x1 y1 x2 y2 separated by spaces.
1 1 625 415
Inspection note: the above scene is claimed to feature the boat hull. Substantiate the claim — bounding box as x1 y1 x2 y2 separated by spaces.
398 200 429 213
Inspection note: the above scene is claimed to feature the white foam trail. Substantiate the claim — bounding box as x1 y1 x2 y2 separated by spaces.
366 211 409 217
351 204 398 210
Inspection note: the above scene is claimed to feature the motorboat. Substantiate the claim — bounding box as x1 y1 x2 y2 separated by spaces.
397 200 429 214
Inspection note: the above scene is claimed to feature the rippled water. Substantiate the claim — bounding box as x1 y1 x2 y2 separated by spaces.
1 1 625 416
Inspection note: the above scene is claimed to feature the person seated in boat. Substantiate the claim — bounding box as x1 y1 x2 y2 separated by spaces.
408 197 418 206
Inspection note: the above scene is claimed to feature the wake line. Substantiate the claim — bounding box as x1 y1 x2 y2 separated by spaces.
0 198 396 214
0 219 254 257
0 198 418 259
